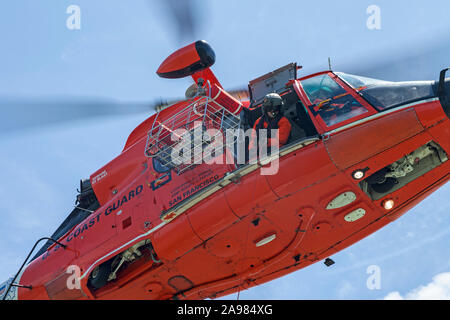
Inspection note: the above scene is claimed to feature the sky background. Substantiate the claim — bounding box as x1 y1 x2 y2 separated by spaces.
0 0 449 300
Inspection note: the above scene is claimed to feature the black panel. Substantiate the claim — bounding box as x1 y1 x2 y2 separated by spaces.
30 180 100 262
439 78 450 117
195 40 216 69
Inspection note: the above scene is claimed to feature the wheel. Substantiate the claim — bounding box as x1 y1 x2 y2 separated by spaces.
88 260 112 290
370 177 396 194
366 168 389 185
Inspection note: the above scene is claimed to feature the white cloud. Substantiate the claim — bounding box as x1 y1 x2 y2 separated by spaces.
337 280 356 299
384 291 403 300
384 272 450 300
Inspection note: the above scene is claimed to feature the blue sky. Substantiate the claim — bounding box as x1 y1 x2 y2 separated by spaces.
0 0 449 300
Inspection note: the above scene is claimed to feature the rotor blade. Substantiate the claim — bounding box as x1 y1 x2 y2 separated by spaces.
0 97 154 134
344 39 450 81
227 87 250 102
0 84 250 135
152 0 200 43
152 96 187 112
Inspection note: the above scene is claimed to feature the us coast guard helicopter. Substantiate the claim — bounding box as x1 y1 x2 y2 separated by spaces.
2 40 449 300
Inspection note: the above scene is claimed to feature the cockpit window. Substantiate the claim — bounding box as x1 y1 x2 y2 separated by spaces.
301 74 369 127
335 72 392 88
336 72 436 111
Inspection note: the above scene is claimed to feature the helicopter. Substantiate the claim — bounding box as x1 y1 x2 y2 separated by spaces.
1 39 449 300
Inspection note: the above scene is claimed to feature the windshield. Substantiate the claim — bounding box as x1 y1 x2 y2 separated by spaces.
336 72 437 111
301 74 369 127
335 72 392 88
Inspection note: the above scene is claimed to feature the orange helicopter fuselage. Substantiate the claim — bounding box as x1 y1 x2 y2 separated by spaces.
14 75 450 300
7 41 450 300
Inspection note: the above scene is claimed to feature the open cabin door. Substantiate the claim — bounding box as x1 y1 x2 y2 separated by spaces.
248 63 298 107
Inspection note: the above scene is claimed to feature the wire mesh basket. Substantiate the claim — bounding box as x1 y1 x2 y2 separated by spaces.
145 93 241 175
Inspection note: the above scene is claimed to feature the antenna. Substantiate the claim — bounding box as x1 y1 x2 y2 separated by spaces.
328 57 332 71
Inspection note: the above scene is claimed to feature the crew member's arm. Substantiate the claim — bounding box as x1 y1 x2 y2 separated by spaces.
268 117 291 147
248 117 261 150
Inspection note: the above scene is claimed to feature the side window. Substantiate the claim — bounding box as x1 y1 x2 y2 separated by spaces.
301 74 370 127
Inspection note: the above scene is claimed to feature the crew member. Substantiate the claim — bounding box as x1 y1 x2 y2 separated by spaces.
249 93 292 153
